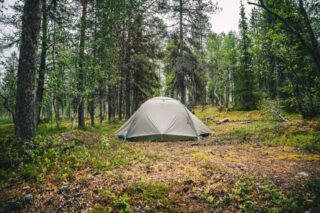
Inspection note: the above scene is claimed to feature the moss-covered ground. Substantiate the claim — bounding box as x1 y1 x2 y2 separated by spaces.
0 106 319 212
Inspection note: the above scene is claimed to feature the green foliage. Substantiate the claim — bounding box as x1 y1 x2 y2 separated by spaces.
268 133 320 153
207 32 238 107
306 177 320 210
0 52 18 119
99 188 132 213
234 1 258 111
194 177 299 212
133 180 169 201
259 99 285 121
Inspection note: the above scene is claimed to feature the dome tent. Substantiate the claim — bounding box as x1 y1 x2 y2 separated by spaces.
115 97 212 141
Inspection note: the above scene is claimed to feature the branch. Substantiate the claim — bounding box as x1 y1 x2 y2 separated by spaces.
248 1 313 55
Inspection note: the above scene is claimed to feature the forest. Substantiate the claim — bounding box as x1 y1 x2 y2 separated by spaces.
0 0 319 212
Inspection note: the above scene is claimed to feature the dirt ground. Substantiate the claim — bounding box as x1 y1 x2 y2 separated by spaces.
3 133 319 212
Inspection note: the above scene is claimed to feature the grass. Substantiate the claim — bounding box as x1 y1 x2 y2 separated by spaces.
193 106 320 152
0 106 319 212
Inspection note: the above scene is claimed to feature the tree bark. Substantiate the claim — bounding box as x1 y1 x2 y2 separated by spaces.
53 96 60 129
108 85 115 122
88 100 95 126
297 0 320 75
15 0 41 140
99 88 104 124
88 0 97 127
125 29 132 120
118 69 123 120
77 0 88 129
36 0 48 125
179 0 186 104
125 68 131 119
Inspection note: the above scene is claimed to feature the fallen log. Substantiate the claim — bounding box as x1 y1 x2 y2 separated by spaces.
216 118 229 125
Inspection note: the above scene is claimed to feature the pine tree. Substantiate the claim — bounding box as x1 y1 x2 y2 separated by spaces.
15 0 42 140
234 0 257 110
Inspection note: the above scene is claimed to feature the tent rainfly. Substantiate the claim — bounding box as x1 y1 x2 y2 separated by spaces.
115 97 212 141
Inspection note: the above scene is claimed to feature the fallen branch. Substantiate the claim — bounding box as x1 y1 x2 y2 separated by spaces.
278 113 289 122
216 118 229 125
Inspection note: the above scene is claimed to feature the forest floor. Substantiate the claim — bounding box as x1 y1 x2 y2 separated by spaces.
0 106 320 212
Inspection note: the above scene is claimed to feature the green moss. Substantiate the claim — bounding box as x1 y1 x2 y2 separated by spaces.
99 188 132 213
129 180 169 201
267 133 320 153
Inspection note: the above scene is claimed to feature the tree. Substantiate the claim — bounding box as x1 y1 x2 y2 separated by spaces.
207 32 237 108
248 0 320 76
77 0 88 128
161 0 218 104
234 0 257 110
36 0 48 124
0 52 18 121
15 0 41 140
248 0 320 118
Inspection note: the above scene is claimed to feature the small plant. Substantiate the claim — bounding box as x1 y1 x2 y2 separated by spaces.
100 135 110 148
99 188 132 212
113 195 132 213
130 180 169 201
259 99 288 122
234 180 257 211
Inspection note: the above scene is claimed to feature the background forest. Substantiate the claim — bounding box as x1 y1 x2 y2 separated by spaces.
0 0 320 212
0 0 319 139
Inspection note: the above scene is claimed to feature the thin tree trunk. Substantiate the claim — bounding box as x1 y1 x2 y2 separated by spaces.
118 71 123 120
53 96 60 129
225 69 230 109
99 91 104 124
179 0 186 104
77 0 88 129
125 69 131 119
36 0 48 124
88 100 95 126
88 0 97 127
125 30 131 120
15 0 41 140
108 85 115 122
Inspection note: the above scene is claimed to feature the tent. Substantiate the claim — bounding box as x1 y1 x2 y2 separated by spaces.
115 97 212 141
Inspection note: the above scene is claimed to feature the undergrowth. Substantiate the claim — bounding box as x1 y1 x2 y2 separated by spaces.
0 106 319 212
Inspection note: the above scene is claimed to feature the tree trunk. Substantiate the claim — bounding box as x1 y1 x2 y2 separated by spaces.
108 85 115 122
77 0 88 129
225 69 230 109
15 0 41 140
36 0 48 124
249 0 320 76
297 0 320 76
118 70 123 120
125 69 131 119
99 90 104 124
53 96 60 129
88 100 95 126
88 0 97 127
125 30 131 120
71 98 77 129
179 0 186 104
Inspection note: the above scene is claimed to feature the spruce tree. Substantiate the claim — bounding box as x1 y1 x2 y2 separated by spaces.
235 0 257 110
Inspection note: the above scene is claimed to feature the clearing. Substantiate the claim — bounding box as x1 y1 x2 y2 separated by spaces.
0 106 319 212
